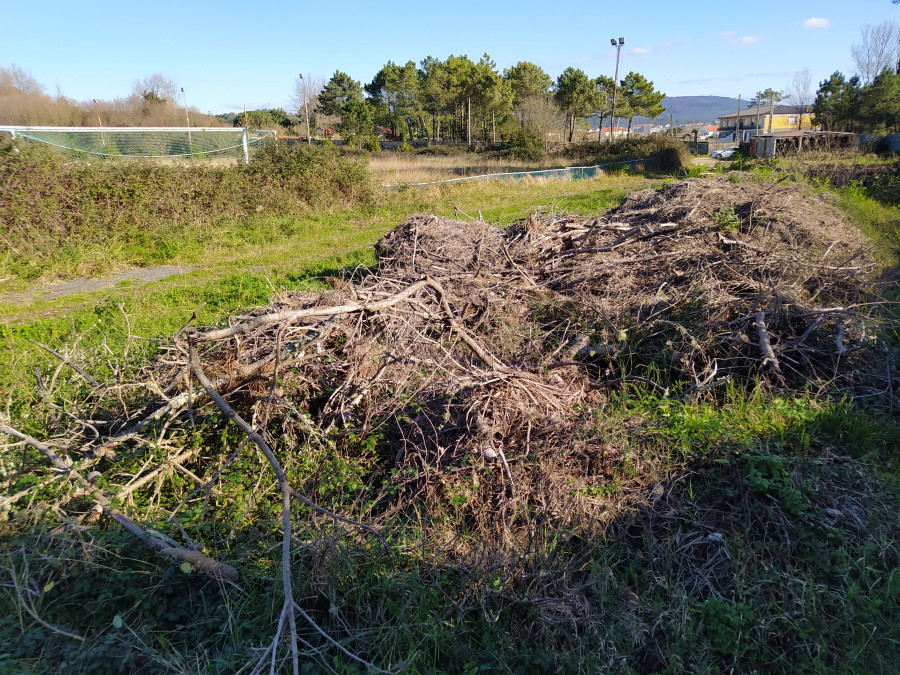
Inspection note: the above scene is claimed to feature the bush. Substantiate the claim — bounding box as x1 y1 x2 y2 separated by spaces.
506 127 545 161
551 134 691 171
246 139 374 205
362 136 381 153
0 141 374 276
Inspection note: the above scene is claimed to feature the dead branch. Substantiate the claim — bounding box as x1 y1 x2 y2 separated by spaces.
188 343 299 672
0 424 237 581
754 313 782 374
28 339 101 391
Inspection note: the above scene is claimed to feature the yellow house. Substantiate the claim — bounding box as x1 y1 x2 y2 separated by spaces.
717 105 817 141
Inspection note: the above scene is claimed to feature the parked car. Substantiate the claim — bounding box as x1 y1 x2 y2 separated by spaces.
710 146 739 160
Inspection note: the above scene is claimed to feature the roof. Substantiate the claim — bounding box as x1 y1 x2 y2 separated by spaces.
718 105 810 119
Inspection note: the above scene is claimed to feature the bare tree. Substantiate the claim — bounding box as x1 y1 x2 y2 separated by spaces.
518 94 566 146
290 73 325 143
131 74 179 104
851 21 900 84
787 69 813 130
0 64 44 95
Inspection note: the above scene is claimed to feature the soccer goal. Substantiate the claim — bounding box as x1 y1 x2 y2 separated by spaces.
0 126 276 163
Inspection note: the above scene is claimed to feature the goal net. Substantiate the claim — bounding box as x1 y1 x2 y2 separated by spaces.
0 126 276 162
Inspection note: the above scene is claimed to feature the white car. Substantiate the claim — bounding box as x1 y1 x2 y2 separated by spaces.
710 146 739 160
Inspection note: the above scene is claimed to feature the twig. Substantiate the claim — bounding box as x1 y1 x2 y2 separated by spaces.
117 447 202 498
589 376 669 396
557 222 681 256
754 312 782 373
188 344 299 673
192 278 435 343
496 443 516 499
291 601 390 673
835 324 849 356
7 560 84 642
0 424 237 581
33 367 58 424
28 339 101 391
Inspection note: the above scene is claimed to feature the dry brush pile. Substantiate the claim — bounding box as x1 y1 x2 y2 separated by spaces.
3 176 895 671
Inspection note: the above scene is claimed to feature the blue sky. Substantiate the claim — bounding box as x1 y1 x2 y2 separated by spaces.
2 0 898 115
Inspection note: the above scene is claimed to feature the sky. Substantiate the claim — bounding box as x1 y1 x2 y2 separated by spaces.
2 0 898 116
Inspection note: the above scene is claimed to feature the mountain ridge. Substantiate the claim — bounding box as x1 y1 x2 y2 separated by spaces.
635 95 742 125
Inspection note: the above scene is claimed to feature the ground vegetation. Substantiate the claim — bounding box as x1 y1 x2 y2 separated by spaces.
1 146 899 673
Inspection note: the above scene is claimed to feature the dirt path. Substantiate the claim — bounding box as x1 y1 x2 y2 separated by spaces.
692 156 719 167
0 265 195 307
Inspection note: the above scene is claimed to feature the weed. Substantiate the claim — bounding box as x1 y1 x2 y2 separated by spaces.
712 205 740 230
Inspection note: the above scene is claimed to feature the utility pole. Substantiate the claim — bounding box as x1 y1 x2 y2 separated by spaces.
755 91 761 136
735 94 741 143
609 37 625 143
767 92 775 133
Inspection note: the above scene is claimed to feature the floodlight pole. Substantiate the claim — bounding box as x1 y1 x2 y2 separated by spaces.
299 74 311 145
609 37 625 143
182 87 192 151
94 99 106 148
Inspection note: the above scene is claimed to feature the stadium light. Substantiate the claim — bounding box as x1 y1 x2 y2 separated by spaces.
609 37 625 143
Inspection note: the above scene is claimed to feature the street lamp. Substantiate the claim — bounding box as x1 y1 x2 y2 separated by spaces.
609 37 625 143
299 74 311 145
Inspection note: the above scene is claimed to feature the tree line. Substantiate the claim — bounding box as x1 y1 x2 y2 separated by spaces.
812 20 900 133
278 55 665 144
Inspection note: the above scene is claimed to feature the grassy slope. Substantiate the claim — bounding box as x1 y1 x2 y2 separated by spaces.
1 156 899 674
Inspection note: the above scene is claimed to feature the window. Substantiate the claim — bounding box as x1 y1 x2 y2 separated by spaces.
788 116 797 124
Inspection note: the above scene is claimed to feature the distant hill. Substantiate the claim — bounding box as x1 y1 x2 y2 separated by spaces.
634 96 741 125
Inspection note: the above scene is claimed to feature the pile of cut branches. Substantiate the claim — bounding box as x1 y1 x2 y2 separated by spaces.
3 176 895 673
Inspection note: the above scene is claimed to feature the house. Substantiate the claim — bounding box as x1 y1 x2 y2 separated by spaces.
680 124 719 140
375 125 401 141
600 125 629 139
717 105 816 142
630 123 656 136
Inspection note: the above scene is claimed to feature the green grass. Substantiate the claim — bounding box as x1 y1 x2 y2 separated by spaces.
837 180 900 267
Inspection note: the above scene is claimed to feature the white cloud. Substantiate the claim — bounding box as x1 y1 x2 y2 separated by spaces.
632 47 650 54
719 30 759 47
803 17 830 28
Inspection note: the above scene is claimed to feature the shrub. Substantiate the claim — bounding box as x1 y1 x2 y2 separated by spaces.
0 141 374 275
551 134 691 171
506 127 545 161
246 139 374 206
362 136 381 153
